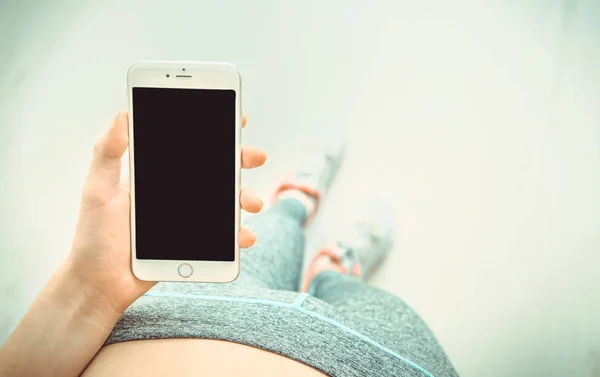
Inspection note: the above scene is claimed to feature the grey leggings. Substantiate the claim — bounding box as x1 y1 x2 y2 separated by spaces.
107 198 459 377
238 199 432 330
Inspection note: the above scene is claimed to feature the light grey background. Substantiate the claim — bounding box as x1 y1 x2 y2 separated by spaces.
1 0 599 376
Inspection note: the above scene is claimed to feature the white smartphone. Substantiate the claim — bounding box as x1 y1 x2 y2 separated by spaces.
127 61 242 282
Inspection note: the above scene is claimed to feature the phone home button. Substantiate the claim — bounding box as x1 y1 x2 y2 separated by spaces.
178 263 193 278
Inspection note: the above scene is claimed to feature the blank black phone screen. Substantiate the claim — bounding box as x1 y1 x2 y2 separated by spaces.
132 87 236 261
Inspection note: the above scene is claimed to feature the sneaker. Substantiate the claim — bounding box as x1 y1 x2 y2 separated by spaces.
301 197 395 292
273 137 346 225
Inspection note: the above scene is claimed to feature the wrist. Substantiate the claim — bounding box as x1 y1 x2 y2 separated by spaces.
0 259 123 377
51 259 124 326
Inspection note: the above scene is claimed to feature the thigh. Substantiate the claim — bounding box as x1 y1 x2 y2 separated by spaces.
303 294 458 377
307 274 459 377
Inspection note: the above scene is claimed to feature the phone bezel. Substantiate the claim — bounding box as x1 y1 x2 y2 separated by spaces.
127 61 241 282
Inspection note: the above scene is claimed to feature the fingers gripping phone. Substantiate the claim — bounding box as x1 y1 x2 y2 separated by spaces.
127 61 242 282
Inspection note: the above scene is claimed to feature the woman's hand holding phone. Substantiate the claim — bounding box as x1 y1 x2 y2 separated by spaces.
67 111 266 319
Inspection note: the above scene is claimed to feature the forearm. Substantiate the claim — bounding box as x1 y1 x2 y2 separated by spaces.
0 260 122 377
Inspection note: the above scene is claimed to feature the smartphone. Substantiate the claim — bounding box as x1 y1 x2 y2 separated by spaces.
127 61 242 282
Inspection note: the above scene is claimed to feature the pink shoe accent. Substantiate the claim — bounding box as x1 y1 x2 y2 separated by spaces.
272 171 322 227
300 242 361 293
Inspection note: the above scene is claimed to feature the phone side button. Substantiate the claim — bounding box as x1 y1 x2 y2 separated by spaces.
178 263 193 278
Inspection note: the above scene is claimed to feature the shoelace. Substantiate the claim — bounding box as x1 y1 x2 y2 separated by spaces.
336 244 361 275
336 221 384 275
295 147 336 188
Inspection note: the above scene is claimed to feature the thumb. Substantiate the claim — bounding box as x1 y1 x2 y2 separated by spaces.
84 112 129 204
